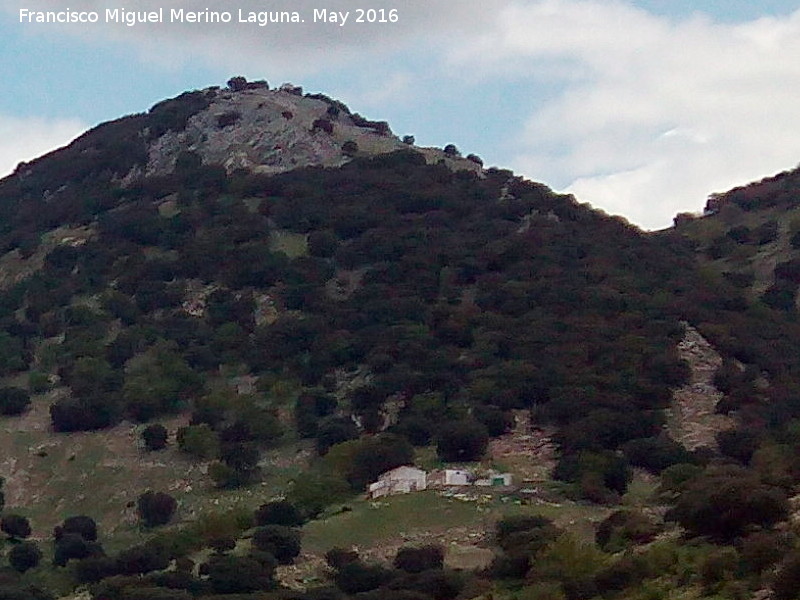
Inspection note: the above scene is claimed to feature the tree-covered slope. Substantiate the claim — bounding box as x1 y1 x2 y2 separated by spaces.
3 80 800 600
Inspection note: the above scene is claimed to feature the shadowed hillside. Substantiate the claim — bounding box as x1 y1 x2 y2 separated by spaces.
1 79 800 600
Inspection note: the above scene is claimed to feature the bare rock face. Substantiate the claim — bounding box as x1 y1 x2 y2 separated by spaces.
141 85 481 179
665 324 734 450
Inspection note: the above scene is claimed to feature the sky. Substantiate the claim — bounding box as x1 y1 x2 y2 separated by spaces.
1 0 800 230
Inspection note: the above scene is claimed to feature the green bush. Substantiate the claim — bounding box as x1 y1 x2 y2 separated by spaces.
0 387 31 416
177 424 220 460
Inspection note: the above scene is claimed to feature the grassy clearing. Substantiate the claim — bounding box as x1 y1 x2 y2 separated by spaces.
271 230 308 258
302 489 609 556
0 393 307 549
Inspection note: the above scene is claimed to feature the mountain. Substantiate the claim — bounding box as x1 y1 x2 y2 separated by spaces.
1 78 800 600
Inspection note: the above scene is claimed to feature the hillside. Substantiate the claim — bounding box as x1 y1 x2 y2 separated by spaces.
0 78 800 600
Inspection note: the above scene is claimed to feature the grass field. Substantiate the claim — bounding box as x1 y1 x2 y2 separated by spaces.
0 392 308 546
303 489 609 559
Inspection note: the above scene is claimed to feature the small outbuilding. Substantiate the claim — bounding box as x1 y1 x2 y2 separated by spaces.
444 469 472 486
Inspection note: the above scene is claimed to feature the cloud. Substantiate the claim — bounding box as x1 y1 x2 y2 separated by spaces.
447 0 800 229
2 0 491 75
5 1 800 230
0 114 86 178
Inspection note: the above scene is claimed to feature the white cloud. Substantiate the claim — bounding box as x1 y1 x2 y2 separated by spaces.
447 0 800 229
2 0 490 75
5 1 800 230
0 115 86 177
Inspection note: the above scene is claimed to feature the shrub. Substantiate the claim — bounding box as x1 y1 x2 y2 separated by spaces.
28 371 51 394
251 525 301 564
115 542 170 575
1 514 31 539
325 547 359 570
227 76 247 91
739 530 789 574
8 541 42 573
553 451 632 501
621 436 692 473
203 554 274 594
141 423 168 451
528 535 607 600
666 465 789 542
286 469 351 519
53 533 98 566
177 424 219 460
773 551 800 600
393 545 444 573
74 556 119 583
345 433 415 490
216 111 241 128
595 510 659 552
392 569 464 600
254 500 304 527
335 561 394 594
443 144 460 157
436 420 489 462
392 416 434 446
0 387 31 416
312 119 334 134
137 491 177 527
315 417 359 455
55 515 98 542
716 428 759 464
473 405 513 437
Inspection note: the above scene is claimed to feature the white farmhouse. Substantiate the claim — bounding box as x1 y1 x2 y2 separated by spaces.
368 466 427 499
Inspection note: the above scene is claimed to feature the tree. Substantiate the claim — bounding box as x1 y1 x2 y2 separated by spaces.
254 500 304 527
55 515 98 542
443 144 460 157
0 387 31 416
621 436 692 474
53 533 98 566
251 525 301 564
325 547 360 570
345 434 415 490
595 510 659 552
227 76 248 91
203 554 274 594
137 491 177 527
335 561 394 594
315 416 359 455
115 542 170 575
8 541 42 573
552 451 632 501
141 423 168 451
436 420 489 462
1 514 31 539
394 545 444 573
215 441 260 488
176 424 219 460
0 332 25 375
286 469 351 519
122 344 201 422
473 405 513 437
666 465 789 542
